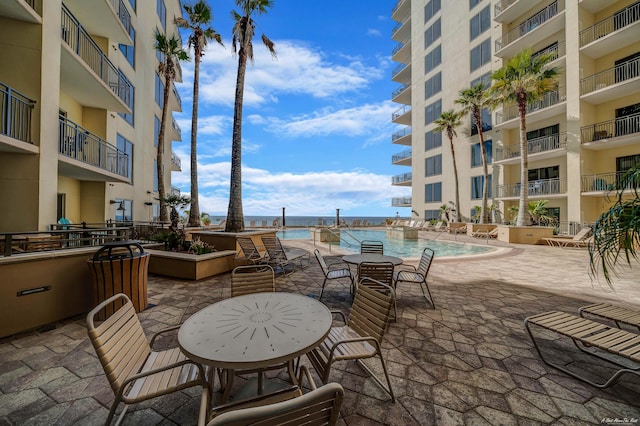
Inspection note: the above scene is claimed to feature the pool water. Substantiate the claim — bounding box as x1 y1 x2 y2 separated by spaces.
276 229 494 258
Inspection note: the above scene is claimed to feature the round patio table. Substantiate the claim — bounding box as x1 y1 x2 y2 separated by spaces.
342 253 403 266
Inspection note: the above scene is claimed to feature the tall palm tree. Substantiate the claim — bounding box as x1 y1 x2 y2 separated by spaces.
455 83 492 224
154 31 188 222
490 48 559 226
433 110 463 222
226 0 276 233
175 1 224 228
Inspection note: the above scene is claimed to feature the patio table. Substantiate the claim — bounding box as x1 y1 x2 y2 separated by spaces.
342 253 403 266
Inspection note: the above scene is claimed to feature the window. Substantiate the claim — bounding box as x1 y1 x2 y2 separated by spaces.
615 102 640 137
426 154 442 176
528 166 559 181
470 38 491 72
155 73 164 108
425 72 442 99
471 140 492 167
616 154 640 174
425 99 442 125
118 74 134 126
424 0 441 23
471 175 492 199
527 124 559 141
425 130 442 151
153 159 158 192
154 115 161 147
425 183 442 202
119 25 136 68
469 0 480 9
471 71 491 89
424 19 441 49
57 193 66 221
470 108 492 135
156 0 166 30
116 134 133 180
424 210 440 221
425 46 442 73
470 6 490 40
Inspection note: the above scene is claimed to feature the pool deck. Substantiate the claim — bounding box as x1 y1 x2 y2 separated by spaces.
0 229 639 425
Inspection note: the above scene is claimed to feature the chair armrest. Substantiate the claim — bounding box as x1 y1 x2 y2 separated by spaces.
327 262 349 271
327 336 380 358
394 264 417 273
297 365 317 390
149 324 181 347
119 358 207 394
329 310 347 324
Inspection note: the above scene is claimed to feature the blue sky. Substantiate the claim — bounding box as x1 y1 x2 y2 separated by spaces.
172 0 410 218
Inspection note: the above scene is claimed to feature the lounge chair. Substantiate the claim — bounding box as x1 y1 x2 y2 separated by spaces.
423 221 444 232
525 311 640 389
235 236 267 265
470 227 498 239
579 303 640 331
261 235 310 274
314 249 354 299
543 226 592 248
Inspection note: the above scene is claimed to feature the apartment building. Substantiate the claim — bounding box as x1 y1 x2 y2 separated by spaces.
0 0 183 232
391 0 640 228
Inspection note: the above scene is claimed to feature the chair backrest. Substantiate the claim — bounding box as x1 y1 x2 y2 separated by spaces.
433 221 444 230
231 265 275 297
348 279 394 344
208 382 344 426
86 293 151 395
237 237 262 262
261 235 287 261
360 240 384 254
314 249 329 276
358 262 394 286
572 226 592 241
416 248 435 278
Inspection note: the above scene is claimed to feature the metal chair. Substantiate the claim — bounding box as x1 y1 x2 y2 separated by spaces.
360 240 384 254
357 261 396 318
393 247 436 308
314 249 354 298
86 293 208 426
231 265 275 297
261 235 310 274
235 236 266 265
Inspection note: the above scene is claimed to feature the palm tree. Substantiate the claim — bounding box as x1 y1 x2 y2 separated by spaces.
226 0 276 233
175 1 224 228
154 31 188 222
433 110 463 222
455 83 492 224
490 48 559 226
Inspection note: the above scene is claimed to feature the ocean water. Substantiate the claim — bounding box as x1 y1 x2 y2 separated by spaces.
208 215 391 228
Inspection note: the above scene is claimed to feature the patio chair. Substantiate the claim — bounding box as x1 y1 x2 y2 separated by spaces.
231 265 275 297
423 221 444 232
87 293 208 426
360 240 384 254
470 227 498 239
306 279 396 401
314 249 354 299
235 236 267 265
393 247 436 309
543 226 592 248
579 303 640 331
261 235 310 274
201 366 344 426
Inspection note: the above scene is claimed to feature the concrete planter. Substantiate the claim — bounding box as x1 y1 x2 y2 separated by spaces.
496 225 554 245
191 229 277 251
467 223 497 235
386 226 418 240
146 247 237 280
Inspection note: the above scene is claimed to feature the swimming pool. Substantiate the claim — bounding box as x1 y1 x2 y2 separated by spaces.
276 229 495 258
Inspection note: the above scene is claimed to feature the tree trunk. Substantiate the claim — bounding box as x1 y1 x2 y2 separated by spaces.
516 92 529 227
157 66 173 223
475 108 490 224
448 134 461 222
226 48 247 233
188 47 201 227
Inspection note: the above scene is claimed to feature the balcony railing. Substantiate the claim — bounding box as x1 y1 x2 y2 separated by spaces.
580 56 640 95
392 41 406 56
171 185 181 196
26 0 35 8
496 1 558 51
532 40 565 63
496 177 566 198
392 172 412 185
582 172 640 192
392 105 411 120
108 0 132 35
392 85 409 99
391 196 412 207
579 2 640 47
61 5 132 106
58 115 129 178
392 63 408 78
171 151 181 169
392 17 409 36
392 149 412 163
1 82 35 143
392 127 411 142
494 0 517 16
172 117 181 135
172 83 182 109
580 112 640 143
495 86 565 124
494 132 567 161
391 0 407 16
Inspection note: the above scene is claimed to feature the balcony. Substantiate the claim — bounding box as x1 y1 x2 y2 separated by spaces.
171 185 181 196
60 5 132 112
580 112 640 150
391 16 410 42
392 127 411 146
496 177 567 199
64 0 132 45
580 56 640 104
494 0 544 24
171 117 182 141
0 0 40 23
392 172 412 186
495 87 566 128
495 1 565 59
391 0 410 22
170 82 182 112
391 40 411 64
0 82 36 153
494 132 567 164
392 62 410 83
532 40 566 66
391 196 412 207
392 105 411 125
579 2 640 58
582 171 640 194
392 148 411 166
391 84 411 105
171 151 181 171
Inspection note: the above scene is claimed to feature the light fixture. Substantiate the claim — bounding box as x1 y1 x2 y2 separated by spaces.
110 200 126 211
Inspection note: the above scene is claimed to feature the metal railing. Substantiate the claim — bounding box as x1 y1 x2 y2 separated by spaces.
61 5 132 107
392 149 412 163
580 56 640 95
495 86 565 124
495 132 567 161
172 117 181 135
171 185 181 196
579 2 640 47
1 82 35 143
391 197 412 206
171 151 181 169
532 40 565 63
496 177 567 198
58 115 130 178
392 41 407 56
392 85 409 99
26 0 35 9
392 63 408 78
391 0 407 16
172 82 182 109
494 0 517 16
392 127 411 142
580 112 640 143
108 0 132 35
392 17 410 36
392 172 412 185
496 1 559 51
581 172 640 192
392 105 411 120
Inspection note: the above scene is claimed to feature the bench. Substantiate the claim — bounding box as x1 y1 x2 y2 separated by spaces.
579 303 640 331
524 311 640 388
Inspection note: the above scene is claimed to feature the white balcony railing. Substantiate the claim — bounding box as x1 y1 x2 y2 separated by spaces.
392 172 412 185
495 1 558 52
580 56 640 95
580 112 640 143
496 177 566 198
495 86 565 124
494 132 567 161
579 2 640 47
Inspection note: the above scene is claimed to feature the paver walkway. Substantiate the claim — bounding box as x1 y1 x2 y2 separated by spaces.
0 232 639 425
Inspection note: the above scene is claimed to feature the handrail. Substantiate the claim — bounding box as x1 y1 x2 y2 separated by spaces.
495 87 565 124
580 56 640 95
172 82 182 109
579 2 640 47
171 151 181 169
392 84 409 99
0 82 36 143
172 117 181 135
392 63 408 78
392 127 411 141
108 0 132 35
496 177 567 198
532 40 565 63
392 149 412 163
494 132 567 161
61 5 132 107
392 172 412 184
581 172 640 192
391 0 407 16
496 1 559 51
392 41 407 56
580 112 640 143
392 105 411 120
392 197 412 206
391 17 410 36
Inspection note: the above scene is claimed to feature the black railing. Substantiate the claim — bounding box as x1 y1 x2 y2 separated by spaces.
109 0 132 35
58 115 130 178
580 112 640 143
0 82 35 143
